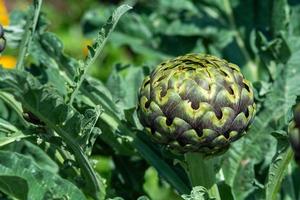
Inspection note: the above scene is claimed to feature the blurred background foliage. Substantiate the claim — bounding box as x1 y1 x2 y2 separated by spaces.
3 0 286 81
1 0 300 199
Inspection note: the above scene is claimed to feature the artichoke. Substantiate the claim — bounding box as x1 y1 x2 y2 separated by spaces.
290 104 300 164
0 24 5 53
137 54 256 155
290 130 300 165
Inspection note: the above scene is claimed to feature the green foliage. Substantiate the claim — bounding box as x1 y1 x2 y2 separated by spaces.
0 151 86 200
181 186 214 200
1 0 300 199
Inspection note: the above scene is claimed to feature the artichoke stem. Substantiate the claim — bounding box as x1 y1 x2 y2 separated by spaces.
185 152 221 200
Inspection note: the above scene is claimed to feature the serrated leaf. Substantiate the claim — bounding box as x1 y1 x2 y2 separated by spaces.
84 5 132 67
16 0 43 70
266 145 293 200
79 105 103 155
0 151 86 200
181 186 214 200
68 4 132 105
223 34 300 199
0 69 105 199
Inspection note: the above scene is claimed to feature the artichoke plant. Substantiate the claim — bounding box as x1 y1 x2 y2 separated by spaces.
137 54 256 155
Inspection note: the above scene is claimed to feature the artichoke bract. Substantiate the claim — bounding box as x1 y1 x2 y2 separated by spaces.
137 54 256 155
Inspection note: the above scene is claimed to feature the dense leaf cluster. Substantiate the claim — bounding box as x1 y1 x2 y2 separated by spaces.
1 0 300 199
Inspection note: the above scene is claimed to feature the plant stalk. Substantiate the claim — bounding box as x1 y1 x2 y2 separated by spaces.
185 152 221 200
16 0 43 70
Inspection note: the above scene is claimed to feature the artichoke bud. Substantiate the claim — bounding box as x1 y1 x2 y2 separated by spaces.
290 104 300 164
0 24 6 53
289 129 300 165
294 104 300 129
137 54 256 156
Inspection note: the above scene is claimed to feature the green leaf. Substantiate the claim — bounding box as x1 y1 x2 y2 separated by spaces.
288 165 300 199
143 167 182 200
0 69 105 200
158 0 198 13
110 156 147 199
107 197 124 200
22 141 59 174
0 176 28 200
84 4 132 67
83 76 120 118
266 144 293 200
79 106 103 155
16 0 43 70
109 32 169 61
39 32 80 78
137 196 150 200
289 5 300 36
181 186 214 200
0 151 86 200
34 30 122 118
223 34 300 199
217 181 234 200
106 64 146 110
0 118 28 147
68 4 132 104
222 122 275 199
0 92 28 127
271 0 290 35
134 132 191 194
36 30 136 155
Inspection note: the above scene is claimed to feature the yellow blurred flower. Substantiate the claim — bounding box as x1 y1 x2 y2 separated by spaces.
0 0 9 26
82 39 92 56
0 1 16 69
0 56 16 69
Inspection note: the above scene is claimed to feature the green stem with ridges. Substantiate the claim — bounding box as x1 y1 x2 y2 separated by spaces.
185 152 221 200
